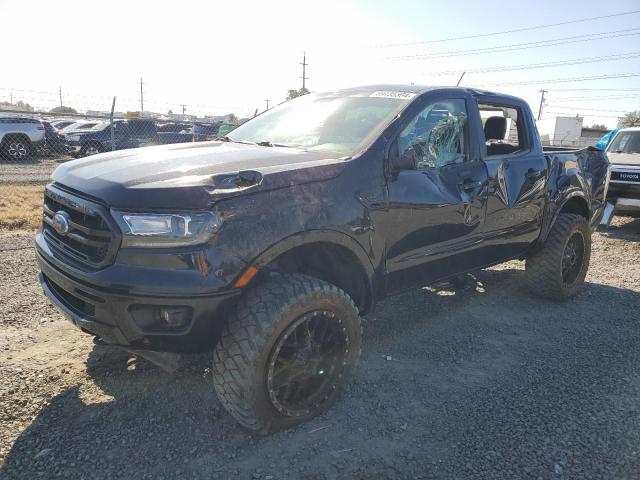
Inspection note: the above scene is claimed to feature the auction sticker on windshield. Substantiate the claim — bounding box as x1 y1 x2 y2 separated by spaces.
369 91 416 100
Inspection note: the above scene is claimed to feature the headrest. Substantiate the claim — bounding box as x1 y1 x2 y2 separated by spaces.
484 116 507 141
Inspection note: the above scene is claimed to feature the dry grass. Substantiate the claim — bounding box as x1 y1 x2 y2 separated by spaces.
0 185 44 231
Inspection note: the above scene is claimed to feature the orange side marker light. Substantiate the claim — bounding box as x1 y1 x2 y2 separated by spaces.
234 266 258 288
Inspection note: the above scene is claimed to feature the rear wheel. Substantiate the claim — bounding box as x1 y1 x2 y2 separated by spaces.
1 136 31 161
212 274 361 433
525 213 591 301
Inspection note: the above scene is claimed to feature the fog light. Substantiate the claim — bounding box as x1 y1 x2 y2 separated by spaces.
158 307 191 329
129 305 193 332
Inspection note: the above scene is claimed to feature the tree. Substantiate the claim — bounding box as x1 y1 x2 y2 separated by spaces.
286 87 310 101
0 100 34 112
167 109 173 115
618 110 640 128
49 106 77 114
588 124 607 130
228 113 239 124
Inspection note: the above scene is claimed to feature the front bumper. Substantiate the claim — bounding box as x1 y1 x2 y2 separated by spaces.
600 165 640 224
36 232 245 353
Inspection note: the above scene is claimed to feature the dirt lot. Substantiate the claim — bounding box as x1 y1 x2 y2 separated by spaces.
0 158 61 186
1 218 639 480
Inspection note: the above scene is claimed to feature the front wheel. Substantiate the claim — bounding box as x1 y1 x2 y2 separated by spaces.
525 213 591 301
212 274 361 433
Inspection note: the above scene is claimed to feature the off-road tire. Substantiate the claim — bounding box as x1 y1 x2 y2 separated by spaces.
212 273 361 433
525 213 591 301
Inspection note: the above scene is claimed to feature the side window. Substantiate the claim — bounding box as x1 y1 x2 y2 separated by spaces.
479 103 526 156
398 99 467 169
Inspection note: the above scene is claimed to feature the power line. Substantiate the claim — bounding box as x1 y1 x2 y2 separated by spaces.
547 94 640 101
386 28 640 60
477 72 640 87
544 111 622 118
545 105 628 113
417 52 640 77
545 88 640 91
373 9 640 48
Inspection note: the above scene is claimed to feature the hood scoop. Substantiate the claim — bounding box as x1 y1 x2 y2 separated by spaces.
205 170 264 193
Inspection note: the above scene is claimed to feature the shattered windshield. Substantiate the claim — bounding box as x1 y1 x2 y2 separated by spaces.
228 91 414 156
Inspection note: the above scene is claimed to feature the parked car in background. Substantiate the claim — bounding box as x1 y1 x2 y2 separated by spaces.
156 122 191 133
0 116 45 161
192 123 220 141
601 127 640 223
59 121 101 134
37 85 608 432
51 119 77 131
36 121 69 156
216 123 237 137
64 118 193 156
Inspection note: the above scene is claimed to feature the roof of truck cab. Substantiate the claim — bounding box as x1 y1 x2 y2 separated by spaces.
333 85 525 102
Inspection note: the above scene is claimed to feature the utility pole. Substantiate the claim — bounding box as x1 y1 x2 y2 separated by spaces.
9 91 13 104
59 86 63 107
300 51 309 91
139 77 144 113
265 99 270 111
537 89 547 121
181 104 187 116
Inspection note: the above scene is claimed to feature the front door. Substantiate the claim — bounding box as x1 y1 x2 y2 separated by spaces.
383 94 488 293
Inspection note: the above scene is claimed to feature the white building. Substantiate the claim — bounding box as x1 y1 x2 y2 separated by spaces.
537 115 584 147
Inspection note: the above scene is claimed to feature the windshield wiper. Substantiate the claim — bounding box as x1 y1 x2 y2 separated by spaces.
255 140 296 148
214 136 257 145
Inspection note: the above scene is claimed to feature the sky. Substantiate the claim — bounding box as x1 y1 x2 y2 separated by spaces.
0 0 639 128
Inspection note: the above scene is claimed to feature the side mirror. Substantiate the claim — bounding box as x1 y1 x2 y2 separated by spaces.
388 139 417 172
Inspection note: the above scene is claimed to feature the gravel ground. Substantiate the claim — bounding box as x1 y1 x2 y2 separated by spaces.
0 157 64 185
1 218 639 480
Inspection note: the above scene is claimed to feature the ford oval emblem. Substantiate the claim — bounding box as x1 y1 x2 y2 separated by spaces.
52 211 71 236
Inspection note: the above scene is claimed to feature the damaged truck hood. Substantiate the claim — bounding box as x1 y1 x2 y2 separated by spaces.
51 141 347 209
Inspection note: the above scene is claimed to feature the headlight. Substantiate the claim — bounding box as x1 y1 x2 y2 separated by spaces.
111 211 222 248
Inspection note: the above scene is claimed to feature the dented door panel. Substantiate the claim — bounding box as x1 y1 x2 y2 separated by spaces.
383 159 488 292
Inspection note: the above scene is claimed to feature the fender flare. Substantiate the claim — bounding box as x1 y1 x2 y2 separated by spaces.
250 229 377 311
538 190 589 246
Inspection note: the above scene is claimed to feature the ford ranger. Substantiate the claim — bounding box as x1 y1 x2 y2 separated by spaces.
36 85 608 432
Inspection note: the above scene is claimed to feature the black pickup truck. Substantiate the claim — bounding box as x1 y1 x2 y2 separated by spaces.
36 85 608 432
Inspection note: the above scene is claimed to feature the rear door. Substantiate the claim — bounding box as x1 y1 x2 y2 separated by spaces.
382 92 488 293
474 97 548 261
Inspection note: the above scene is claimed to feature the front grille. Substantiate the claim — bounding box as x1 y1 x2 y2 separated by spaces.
610 170 640 184
43 274 96 319
42 186 116 268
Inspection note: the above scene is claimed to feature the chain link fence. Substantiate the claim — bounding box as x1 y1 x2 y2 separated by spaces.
0 107 244 186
